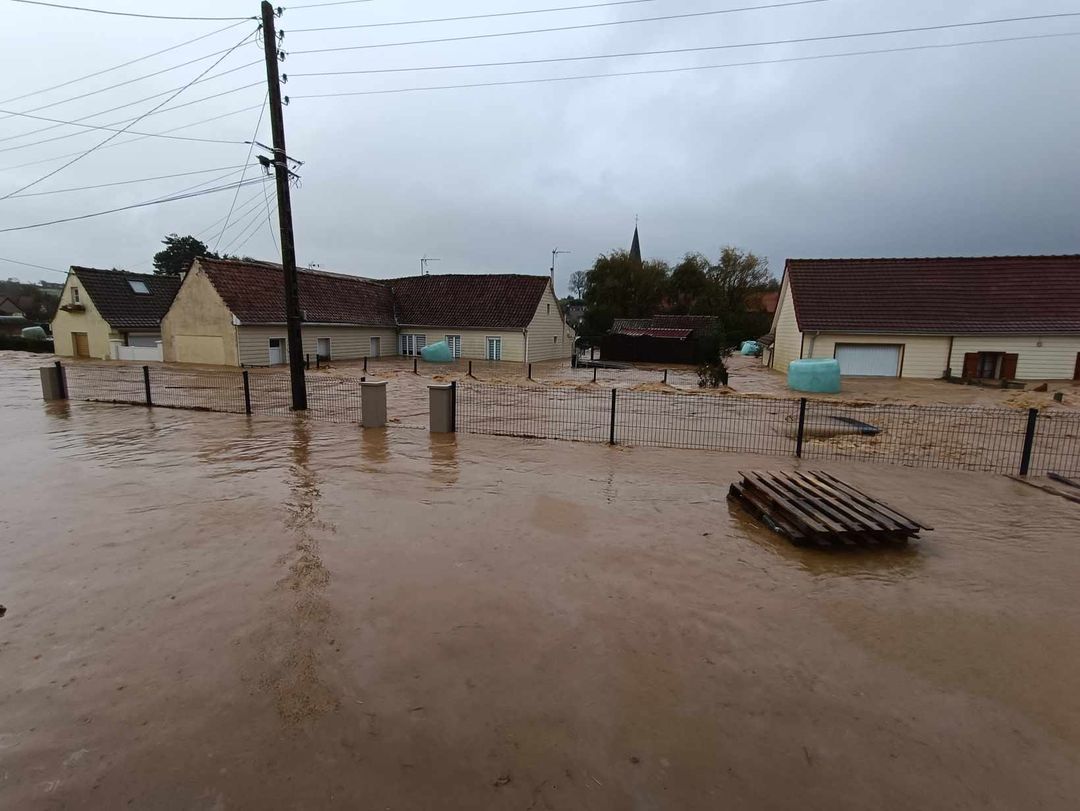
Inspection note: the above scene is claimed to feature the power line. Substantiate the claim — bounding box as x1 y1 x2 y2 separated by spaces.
0 19 249 106
286 0 375 8
0 107 249 151
290 0 675 33
0 48 259 125
214 96 268 252
260 176 279 254
0 28 259 200
220 202 269 255
0 177 268 234
291 0 830 54
0 60 263 147
10 0 254 21
290 13 1080 78
197 184 271 239
6 164 253 198
0 255 68 275
0 103 265 173
291 31 1080 99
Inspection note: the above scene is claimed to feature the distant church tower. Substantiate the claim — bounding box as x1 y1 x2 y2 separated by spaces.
629 221 642 267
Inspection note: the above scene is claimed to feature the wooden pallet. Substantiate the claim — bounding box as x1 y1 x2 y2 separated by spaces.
728 470 932 548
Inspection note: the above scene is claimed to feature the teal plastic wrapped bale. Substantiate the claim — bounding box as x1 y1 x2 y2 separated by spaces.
21 325 47 340
420 340 454 363
788 359 841 394
740 340 761 356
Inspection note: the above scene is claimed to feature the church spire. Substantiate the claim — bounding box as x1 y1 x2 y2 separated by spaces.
629 220 642 267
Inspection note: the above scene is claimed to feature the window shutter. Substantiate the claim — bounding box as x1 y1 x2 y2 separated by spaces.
1001 353 1019 380
962 353 979 378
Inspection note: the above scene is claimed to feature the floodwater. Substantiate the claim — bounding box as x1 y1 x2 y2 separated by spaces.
2 350 1080 809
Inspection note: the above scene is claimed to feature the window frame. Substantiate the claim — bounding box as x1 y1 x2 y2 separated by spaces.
445 334 462 359
399 333 427 356
486 336 502 361
128 279 150 295
71 286 80 304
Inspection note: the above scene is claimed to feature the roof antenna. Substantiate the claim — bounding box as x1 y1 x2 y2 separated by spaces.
420 255 440 276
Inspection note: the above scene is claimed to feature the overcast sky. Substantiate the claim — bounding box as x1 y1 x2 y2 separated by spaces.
2 0 1079 294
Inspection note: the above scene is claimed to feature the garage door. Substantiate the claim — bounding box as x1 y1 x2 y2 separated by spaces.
835 344 901 377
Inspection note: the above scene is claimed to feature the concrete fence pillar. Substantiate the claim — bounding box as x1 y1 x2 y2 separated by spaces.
40 364 66 401
360 380 387 428
429 384 454 433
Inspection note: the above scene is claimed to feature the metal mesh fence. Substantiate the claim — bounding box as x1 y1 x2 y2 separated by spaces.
1029 411 1080 477
614 391 799 455
799 401 1034 474
454 382 1080 476
62 364 362 424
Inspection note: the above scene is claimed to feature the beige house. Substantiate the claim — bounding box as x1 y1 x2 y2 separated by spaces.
51 267 180 360
767 256 1080 381
163 259 397 367
162 259 575 367
390 273 572 363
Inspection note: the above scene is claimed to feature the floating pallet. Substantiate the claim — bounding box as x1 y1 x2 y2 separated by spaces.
728 470 932 547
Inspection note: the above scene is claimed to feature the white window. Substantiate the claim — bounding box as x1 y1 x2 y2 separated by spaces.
71 286 80 304
399 334 427 356
486 337 502 361
128 280 150 295
445 335 462 358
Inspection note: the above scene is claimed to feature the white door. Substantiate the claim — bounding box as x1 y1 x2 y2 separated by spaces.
370 336 380 357
834 344 901 377
486 337 502 361
316 337 331 359
268 338 285 365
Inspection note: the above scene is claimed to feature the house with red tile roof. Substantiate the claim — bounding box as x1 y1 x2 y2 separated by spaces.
767 256 1080 381
161 258 573 366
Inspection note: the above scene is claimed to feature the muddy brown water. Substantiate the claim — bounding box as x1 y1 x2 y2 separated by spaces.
2 351 1080 809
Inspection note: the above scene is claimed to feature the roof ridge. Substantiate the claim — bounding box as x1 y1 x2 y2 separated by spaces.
788 255 1080 264
197 256 385 285
71 266 167 281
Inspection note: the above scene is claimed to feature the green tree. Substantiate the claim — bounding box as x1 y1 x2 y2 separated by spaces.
580 249 669 338
667 252 710 314
153 234 216 276
568 269 588 299
698 246 771 314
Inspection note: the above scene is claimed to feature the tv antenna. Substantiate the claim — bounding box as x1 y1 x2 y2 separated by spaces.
420 255 441 276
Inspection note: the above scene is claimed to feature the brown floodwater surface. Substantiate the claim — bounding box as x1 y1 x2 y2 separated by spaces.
2 351 1080 809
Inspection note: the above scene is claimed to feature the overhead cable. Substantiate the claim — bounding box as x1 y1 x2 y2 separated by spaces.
291 0 830 53
6 164 253 198
10 0 254 21
1 28 259 200
292 31 1080 98
214 96 268 252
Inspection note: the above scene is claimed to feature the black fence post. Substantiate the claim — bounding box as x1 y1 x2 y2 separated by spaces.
663 369 668 385
528 362 533 380
592 367 597 383
609 388 617 445
413 357 418 375
1019 407 1039 476
468 360 473 378
450 380 457 433
363 356 368 373
305 353 310 370
242 370 252 415
796 397 807 458
54 360 67 399
142 365 152 407
316 354 321 370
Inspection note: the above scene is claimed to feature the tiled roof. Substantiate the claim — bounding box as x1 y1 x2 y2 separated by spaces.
786 256 1080 334
618 327 693 339
196 258 397 327
612 315 719 335
72 267 181 330
389 274 549 329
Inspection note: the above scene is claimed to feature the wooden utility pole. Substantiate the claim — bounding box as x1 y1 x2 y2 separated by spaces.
260 0 306 410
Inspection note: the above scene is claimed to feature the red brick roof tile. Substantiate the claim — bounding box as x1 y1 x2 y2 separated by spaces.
389 274 549 330
786 256 1080 334
197 258 396 327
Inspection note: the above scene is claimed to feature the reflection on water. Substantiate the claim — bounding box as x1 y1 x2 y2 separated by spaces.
360 427 390 469
428 433 459 486
727 500 925 582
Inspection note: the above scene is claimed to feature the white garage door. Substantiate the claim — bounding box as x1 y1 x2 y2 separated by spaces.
835 344 901 377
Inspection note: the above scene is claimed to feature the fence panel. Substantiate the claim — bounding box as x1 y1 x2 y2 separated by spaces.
615 391 800 455
456 382 611 443
800 401 1032 474
65 364 146 405
151 367 247 413
1028 411 1080 477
